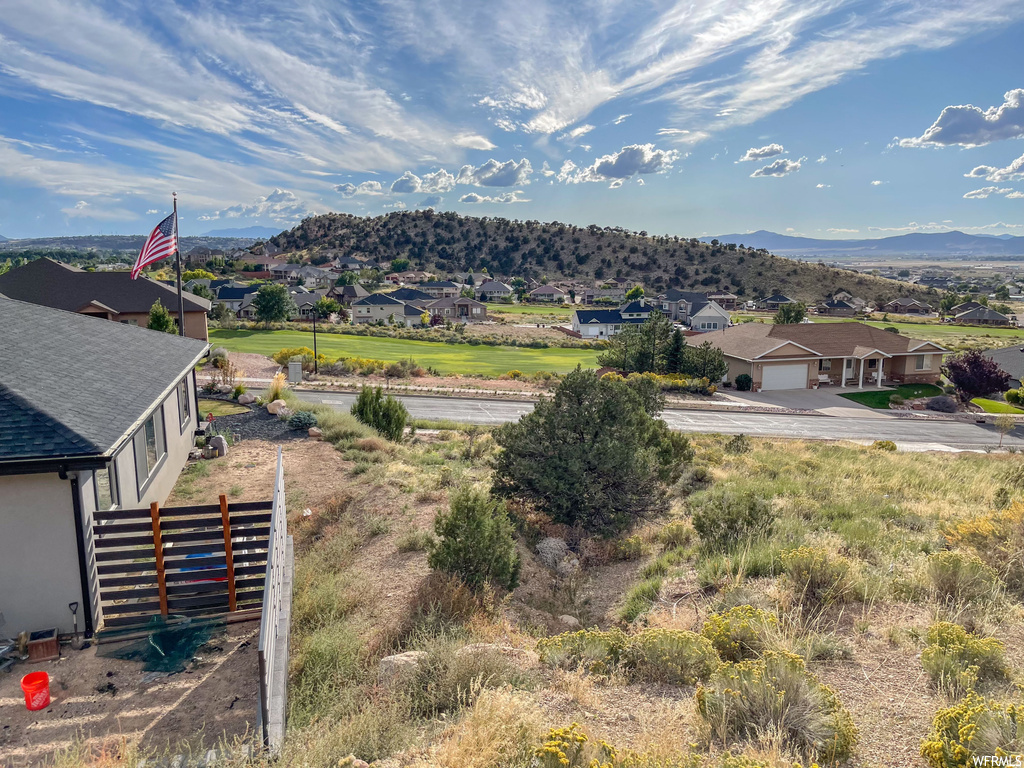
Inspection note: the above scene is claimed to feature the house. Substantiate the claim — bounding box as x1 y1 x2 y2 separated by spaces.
215 285 258 312
0 297 208 635
955 306 1011 326
884 297 933 315
326 283 369 306
269 263 300 281
425 297 488 323
758 294 798 312
477 280 513 301
334 256 366 272
183 246 224 266
388 287 434 303
702 321 947 391
655 288 731 329
291 265 334 288
950 301 983 315
705 290 738 311
351 293 425 326
293 290 330 319
385 270 435 285
817 299 857 317
571 301 656 338
582 287 628 304
983 346 1024 389
419 280 460 299
0 258 211 341
528 285 567 303
689 302 732 332
455 272 491 287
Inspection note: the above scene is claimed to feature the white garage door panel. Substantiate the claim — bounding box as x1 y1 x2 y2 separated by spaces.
761 363 808 390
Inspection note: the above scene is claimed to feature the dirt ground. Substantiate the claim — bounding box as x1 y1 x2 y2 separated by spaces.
0 621 259 767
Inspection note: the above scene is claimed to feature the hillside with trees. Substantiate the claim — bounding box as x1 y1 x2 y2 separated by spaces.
267 210 937 304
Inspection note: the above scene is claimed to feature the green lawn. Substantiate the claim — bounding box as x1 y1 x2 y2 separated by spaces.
198 398 250 416
838 383 943 409
971 398 1024 414
209 329 600 375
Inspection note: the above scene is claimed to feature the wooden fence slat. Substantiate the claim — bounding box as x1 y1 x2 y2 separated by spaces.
221 495 237 612
150 502 168 616
94 500 272 522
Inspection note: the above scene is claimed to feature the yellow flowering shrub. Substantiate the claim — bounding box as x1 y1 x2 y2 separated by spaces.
696 650 858 763
920 622 1010 698
780 547 860 608
945 502 1024 597
536 629 628 675
920 692 1024 767
620 629 719 685
701 605 778 663
926 551 1002 605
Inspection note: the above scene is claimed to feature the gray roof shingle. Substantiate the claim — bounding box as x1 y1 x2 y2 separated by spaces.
0 297 209 463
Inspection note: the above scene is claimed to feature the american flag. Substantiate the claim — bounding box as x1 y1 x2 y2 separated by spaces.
131 212 177 279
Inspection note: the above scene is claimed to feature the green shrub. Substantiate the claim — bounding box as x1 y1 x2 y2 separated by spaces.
351 385 409 441
396 529 435 553
428 486 520 592
926 551 1002 605
780 547 859 607
405 636 523 717
288 410 319 431
658 521 694 549
725 433 751 454
701 605 778 663
920 692 1024 768
536 629 628 675
692 488 776 552
735 373 753 392
618 577 662 623
872 439 897 451
920 622 1010 698
927 396 958 414
231 383 247 400
889 394 905 406
613 535 648 561
620 628 719 685
696 650 858 763
1005 388 1022 405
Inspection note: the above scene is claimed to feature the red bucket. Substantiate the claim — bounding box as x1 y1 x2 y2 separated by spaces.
21 671 50 711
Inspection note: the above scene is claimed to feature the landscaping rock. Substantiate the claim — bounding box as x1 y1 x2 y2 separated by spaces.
378 651 427 684
238 393 256 405
536 537 568 569
308 427 323 438
558 614 581 629
208 435 229 457
266 399 288 415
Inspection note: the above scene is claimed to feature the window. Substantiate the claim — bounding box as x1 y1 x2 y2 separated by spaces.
846 358 854 370
134 408 166 494
176 377 191 432
120 319 139 326
819 359 832 371
94 463 119 511
868 359 878 369
700 321 720 330
915 354 929 371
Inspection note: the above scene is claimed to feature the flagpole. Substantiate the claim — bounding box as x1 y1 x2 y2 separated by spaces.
173 192 186 337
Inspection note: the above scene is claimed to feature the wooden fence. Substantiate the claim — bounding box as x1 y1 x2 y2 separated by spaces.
93 497 273 630
257 446 293 751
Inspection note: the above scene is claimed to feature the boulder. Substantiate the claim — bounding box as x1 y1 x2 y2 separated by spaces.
558 615 581 629
238 393 256 405
338 757 370 768
267 399 288 415
308 427 323 438
378 650 427 684
536 537 569 569
208 435 229 457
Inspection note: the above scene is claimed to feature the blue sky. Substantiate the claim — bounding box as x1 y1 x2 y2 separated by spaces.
1 0 1023 240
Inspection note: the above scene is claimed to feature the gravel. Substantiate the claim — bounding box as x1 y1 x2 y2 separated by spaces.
209 406 306 444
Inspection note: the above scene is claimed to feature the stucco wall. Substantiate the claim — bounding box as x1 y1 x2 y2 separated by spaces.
112 311 208 341
0 473 82 634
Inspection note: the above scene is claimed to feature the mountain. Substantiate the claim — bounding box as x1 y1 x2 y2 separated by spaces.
702 230 1024 258
199 226 282 239
0 234 264 254
265 210 937 304
0 235 8 242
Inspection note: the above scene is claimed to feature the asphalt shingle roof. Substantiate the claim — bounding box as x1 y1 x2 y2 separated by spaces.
353 293 404 306
0 297 209 463
575 309 624 324
0 258 211 314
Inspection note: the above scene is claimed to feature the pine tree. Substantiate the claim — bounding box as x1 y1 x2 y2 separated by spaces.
664 329 686 374
147 300 177 334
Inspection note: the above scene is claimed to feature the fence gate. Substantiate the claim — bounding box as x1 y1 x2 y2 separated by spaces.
92 496 273 630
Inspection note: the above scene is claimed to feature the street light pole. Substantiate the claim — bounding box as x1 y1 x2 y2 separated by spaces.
312 308 318 374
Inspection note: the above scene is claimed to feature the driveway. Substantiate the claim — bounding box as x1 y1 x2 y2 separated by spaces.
721 387 894 419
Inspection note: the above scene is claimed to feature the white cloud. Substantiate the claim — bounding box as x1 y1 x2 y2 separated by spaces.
816 183 831 188
738 143 784 162
197 188 314 223
613 114 631 125
899 89 1024 148
335 181 384 197
390 168 456 194
965 152 1024 182
750 157 803 178
609 179 624 189
867 220 1024 233
383 201 407 209
562 144 679 183
558 124 595 142
963 186 1015 199
457 158 532 186
146 208 159 215
540 161 556 177
390 171 421 194
453 133 495 151
816 155 827 164
459 190 530 204
1008 191 1024 199
870 180 883 186
827 228 860 234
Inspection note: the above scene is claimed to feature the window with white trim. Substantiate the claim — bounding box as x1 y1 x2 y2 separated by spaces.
176 377 191 432
819 359 832 371
700 321 720 330
915 354 929 371
94 463 119 511
868 359 878 369
134 408 166 495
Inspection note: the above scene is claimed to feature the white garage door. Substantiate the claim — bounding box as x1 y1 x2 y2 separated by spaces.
761 363 809 390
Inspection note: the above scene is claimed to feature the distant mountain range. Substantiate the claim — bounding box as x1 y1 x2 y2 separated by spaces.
0 235 8 242
199 226 281 239
0 234 264 253
702 230 1024 258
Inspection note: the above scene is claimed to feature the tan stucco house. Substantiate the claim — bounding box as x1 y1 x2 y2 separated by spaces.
0 298 209 637
703 321 947 391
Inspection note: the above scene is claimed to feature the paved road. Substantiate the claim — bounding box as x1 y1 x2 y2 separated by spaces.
295 391 1024 450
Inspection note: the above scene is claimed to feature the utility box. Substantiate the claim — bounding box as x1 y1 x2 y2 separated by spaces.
287 360 303 384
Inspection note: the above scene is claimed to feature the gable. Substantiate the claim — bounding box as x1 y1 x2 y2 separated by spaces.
760 341 818 358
